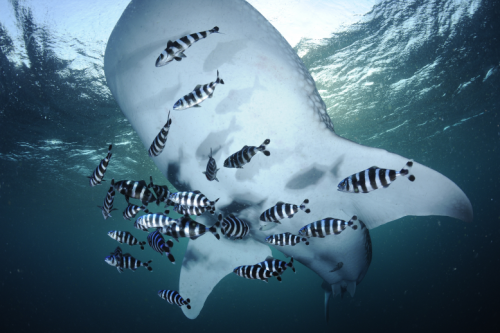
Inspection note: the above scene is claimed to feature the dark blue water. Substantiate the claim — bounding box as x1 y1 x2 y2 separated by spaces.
1 0 499 332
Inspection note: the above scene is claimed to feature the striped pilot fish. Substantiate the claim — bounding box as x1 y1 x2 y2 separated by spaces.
147 230 175 264
88 144 112 186
155 26 220 67
135 211 177 230
223 139 271 169
173 204 215 216
256 256 295 282
337 160 416 193
104 247 153 273
218 214 250 240
97 184 117 219
173 70 224 110
265 232 309 246
123 203 149 220
163 216 220 241
298 216 359 238
168 190 219 208
112 179 156 205
233 264 279 283
148 176 174 206
260 199 311 223
105 246 123 273
148 111 172 158
158 290 191 310
107 230 146 250
203 148 219 182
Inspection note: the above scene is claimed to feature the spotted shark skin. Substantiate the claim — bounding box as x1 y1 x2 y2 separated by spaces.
104 0 472 320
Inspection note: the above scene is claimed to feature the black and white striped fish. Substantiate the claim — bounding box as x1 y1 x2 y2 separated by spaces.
203 148 219 182
135 211 176 230
168 190 219 208
148 176 174 206
123 203 149 220
121 253 153 272
233 264 278 283
173 204 215 216
265 232 309 246
155 26 220 67
113 179 156 205
337 160 416 193
147 230 175 264
97 184 117 219
104 247 152 273
298 216 358 238
107 230 146 250
260 199 311 223
173 70 224 110
148 111 172 157
88 144 112 186
164 216 220 241
105 246 124 273
256 256 295 282
158 290 191 310
218 214 250 240
223 139 271 169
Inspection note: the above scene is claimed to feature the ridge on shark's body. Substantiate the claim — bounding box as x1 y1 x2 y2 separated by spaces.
104 0 472 320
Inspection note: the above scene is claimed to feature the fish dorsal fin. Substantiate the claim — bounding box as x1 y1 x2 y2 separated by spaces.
228 214 236 218
369 166 379 170
194 84 202 90
193 190 201 194
265 256 274 261
276 201 285 206
138 180 147 187
166 40 173 48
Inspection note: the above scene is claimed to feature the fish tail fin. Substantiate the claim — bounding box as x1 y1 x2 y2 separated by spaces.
400 160 416 181
210 198 220 206
146 260 153 271
167 253 176 264
287 257 296 273
210 26 219 33
215 70 224 84
276 275 282 282
258 139 271 156
348 215 358 227
302 237 310 245
139 241 146 250
300 199 310 212
209 225 220 240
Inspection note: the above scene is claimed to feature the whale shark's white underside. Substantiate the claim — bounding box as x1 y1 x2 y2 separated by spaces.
104 0 472 319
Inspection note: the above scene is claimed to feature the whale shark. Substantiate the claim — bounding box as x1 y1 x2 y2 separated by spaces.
104 0 472 320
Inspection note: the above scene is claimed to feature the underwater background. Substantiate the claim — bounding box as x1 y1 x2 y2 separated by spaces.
0 0 498 332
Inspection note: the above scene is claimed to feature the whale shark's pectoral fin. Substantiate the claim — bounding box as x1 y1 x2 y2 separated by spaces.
179 215 271 319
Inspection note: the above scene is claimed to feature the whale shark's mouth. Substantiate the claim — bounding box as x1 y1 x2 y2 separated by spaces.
104 0 472 320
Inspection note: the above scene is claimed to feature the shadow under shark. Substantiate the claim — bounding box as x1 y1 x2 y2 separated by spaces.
104 0 472 320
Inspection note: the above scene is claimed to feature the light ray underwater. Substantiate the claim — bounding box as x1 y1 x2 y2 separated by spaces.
103 0 472 321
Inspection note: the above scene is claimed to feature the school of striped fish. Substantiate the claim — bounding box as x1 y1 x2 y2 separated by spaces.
88 24 419 315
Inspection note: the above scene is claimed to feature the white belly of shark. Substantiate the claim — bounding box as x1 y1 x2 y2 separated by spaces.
104 0 472 320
